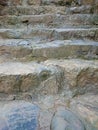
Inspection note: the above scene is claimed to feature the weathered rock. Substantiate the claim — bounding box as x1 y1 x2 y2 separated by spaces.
1 39 98 61
92 15 98 25
0 62 63 96
44 59 98 97
54 28 98 41
0 101 40 130
0 28 98 41
67 5 93 14
0 6 66 15
31 40 98 60
70 94 98 130
39 110 53 130
51 107 85 130
1 14 98 28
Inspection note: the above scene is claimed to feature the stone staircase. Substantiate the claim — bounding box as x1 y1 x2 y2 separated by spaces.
0 0 98 130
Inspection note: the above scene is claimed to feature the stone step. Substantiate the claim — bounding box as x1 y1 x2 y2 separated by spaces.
54 27 98 41
31 39 98 60
0 27 98 40
0 61 61 95
1 5 94 16
44 59 98 96
0 14 98 29
0 39 98 61
0 59 98 98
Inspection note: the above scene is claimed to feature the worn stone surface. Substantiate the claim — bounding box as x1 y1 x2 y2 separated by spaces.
0 101 40 130
31 40 98 60
0 39 98 61
0 28 98 41
0 0 98 129
0 62 63 96
70 94 98 130
1 14 98 29
0 6 66 15
0 59 98 97
44 59 98 97
51 107 85 130
39 110 53 130
67 5 94 14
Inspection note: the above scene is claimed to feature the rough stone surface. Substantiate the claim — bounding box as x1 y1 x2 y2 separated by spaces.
0 6 66 15
0 62 62 96
0 28 98 41
0 0 98 130
70 94 98 130
44 59 98 97
1 14 98 29
51 107 85 130
0 39 98 61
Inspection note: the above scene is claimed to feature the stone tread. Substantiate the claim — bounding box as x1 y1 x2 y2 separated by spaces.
0 27 98 40
44 59 98 68
0 62 51 75
0 59 98 77
0 27 98 32
0 39 98 46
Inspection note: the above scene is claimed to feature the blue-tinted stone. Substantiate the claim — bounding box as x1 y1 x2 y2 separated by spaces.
0 101 40 130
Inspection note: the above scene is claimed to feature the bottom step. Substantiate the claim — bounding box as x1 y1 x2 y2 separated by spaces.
0 59 98 98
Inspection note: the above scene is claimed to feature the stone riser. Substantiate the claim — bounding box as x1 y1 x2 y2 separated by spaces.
32 44 98 60
0 6 66 15
0 40 98 62
0 5 95 16
54 28 98 41
0 28 98 41
0 14 98 29
2 0 97 6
